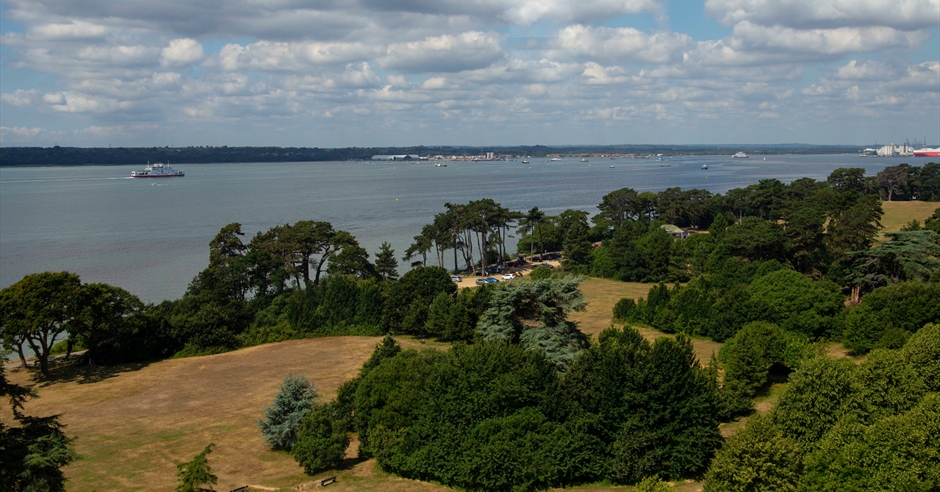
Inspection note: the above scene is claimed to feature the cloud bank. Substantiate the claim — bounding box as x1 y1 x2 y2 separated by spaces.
1 0 937 146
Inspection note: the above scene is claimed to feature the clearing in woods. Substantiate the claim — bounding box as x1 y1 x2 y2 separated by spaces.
880 200 937 232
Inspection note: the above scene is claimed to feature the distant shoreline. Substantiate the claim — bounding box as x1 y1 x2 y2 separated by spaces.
0 144 869 167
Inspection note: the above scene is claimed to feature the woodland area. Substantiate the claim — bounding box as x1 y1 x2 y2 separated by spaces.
2 163 939 491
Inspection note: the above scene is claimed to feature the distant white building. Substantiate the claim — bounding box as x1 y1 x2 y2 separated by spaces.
876 143 913 157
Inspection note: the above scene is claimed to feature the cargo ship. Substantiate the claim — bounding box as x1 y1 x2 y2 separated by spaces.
131 162 185 178
913 148 940 157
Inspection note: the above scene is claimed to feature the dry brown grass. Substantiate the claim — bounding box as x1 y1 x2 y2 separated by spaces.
880 200 938 232
570 277 654 339
5 336 445 492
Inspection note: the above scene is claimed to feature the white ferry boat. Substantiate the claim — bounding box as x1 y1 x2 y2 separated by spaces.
733 152 749 158
131 162 185 178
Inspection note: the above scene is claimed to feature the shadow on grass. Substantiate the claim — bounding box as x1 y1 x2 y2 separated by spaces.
32 356 152 387
337 454 369 470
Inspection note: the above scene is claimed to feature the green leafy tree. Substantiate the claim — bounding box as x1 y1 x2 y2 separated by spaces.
903 323 940 391
703 413 801 492
800 394 940 491
0 271 83 376
70 283 145 366
771 357 857 447
292 403 350 475
826 194 883 254
174 443 217 492
746 269 843 338
374 242 399 280
326 244 376 279
385 266 456 334
258 374 317 450
0 365 79 492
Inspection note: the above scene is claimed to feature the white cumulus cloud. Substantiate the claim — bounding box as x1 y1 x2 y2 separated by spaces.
160 38 205 67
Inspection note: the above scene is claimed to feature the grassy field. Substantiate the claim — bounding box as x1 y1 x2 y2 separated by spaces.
4 278 715 492
573 277 723 363
880 200 937 232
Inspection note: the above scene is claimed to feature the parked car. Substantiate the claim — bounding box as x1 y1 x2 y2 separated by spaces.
475 278 488 285
542 252 562 260
540 262 554 268
501 273 516 281
486 266 500 274
451 275 462 282
484 277 499 283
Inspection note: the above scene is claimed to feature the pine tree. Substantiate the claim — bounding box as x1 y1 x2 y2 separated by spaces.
374 242 399 280
258 374 317 450
175 443 217 492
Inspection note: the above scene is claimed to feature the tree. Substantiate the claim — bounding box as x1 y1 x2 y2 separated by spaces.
596 187 640 228
826 194 883 254
0 365 79 492
478 276 588 369
70 283 145 366
326 244 376 279
385 266 456 334
258 374 318 450
771 357 857 446
703 413 801 492
208 222 247 268
374 242 399 280
0 272 83 376
876 165 909 201
292 403 350 475
174 443 217 492
746 269 844 339
903 323 940 391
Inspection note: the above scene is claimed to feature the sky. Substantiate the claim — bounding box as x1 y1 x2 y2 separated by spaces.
1 0 938 148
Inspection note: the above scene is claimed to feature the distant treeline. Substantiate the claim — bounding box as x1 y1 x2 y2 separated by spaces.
0 144 864 166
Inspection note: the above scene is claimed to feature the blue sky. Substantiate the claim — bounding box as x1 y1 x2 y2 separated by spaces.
1 0 938 147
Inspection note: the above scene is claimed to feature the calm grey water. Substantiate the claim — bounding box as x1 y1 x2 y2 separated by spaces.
0 155 917 302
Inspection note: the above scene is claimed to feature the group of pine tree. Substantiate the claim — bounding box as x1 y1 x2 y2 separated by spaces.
1 162 939 491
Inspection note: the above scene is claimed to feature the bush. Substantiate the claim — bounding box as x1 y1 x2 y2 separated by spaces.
612 298 637 321
292 403 350 475
703 414 801 492
258 374 317 450
903 323 940 391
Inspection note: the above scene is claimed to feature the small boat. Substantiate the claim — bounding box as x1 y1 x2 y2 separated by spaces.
610 165 615 168
581 158 588 162
550 158 561 161
434 162 447 167
733 152 748 158
660 163 670 167
131 162 184 178
701 164 708 170
522 159 529 164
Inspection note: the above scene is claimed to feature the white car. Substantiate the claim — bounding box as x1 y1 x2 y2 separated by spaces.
451 275 462 282
500 273 516 281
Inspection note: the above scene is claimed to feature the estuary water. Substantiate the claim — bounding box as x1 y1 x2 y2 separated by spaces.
0 154 917 302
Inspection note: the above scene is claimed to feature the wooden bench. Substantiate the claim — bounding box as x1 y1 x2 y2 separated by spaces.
320 476 337 486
